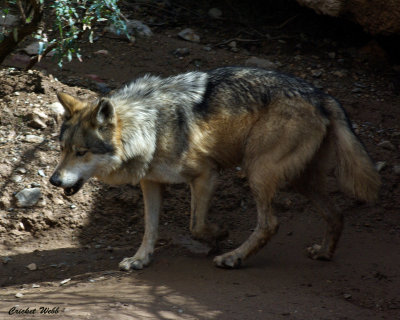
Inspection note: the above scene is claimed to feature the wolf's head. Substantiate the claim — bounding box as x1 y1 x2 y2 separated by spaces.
50 92 121 196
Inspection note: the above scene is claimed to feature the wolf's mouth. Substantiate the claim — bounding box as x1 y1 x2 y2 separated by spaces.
64 179 84 196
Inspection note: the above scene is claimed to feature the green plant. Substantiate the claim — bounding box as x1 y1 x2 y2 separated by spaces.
0 0 128 69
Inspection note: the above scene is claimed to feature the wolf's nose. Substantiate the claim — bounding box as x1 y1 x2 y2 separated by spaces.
49 172 62 187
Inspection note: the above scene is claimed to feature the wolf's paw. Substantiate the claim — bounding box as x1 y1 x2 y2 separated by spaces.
213 253 242 269
306 244 332 261
119 256 150 271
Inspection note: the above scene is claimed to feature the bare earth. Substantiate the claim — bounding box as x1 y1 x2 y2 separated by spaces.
0 4 400 319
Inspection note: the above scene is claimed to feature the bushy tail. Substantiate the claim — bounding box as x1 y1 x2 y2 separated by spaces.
326 99 381 203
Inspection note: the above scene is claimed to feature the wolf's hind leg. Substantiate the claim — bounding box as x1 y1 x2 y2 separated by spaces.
119 180 162 270
294 138 343 261
303 188 343 260
190 168 228 245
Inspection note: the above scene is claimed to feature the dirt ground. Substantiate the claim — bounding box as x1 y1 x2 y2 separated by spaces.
1 1 400 319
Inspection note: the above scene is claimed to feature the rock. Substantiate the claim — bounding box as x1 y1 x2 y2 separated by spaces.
16 167 27 174
23 135 44 143
27 115 47 130
23 42 55 56
15 188 42 207
343 293 352 300
2 256 12 264
376 161 386 172
203 46 212 51
26 263 37 271
11 175 23 183
15 292 24 298
49 102 64 115
94 49 109 55
378 140 396 150
312 70 322 78
38 169 46 177
245 56 277 69
178 28 200 42
393 165 400 175
0 14 18 27
106 19 152 39
208 8 222 19
172 47 190 57
126 19 153 37
60 278 71 286
332 70 346 78
32 284 40 288
296 0 400 36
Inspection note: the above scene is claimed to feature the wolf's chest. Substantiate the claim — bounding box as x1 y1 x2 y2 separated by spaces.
145 161 187 184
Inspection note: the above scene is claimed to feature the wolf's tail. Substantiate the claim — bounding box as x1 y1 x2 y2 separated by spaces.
324 98 381 203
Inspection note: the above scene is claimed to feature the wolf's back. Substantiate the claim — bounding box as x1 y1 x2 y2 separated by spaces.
324 98 381 202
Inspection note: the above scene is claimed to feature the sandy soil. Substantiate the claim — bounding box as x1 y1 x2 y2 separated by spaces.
0 2 399 319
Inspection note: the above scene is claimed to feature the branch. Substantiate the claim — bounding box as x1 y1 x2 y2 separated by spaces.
0 0 43 65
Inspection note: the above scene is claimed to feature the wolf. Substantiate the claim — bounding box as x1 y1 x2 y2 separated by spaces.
50 67 380 270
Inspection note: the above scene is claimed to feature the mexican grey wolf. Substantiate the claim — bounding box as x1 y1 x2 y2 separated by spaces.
49 67 381 270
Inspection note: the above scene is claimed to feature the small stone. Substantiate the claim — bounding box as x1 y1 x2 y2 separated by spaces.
27 115 47 130
32 284 40 288
70 204 76 209
172 47 190 57
228 41 237 49
26 263 37 271
49 102 64 115
31 182 41 188
23 135 44 143
18 222 25 231
311 70 322 78
38 169 46 177
351 88 362 93
245 56 277 69
60 278 71 286
94 49 109 55
16 167 27 174
208 8 222 19
343 294 352 300
11 175 23 183
178 28 200 42
376 161 386 172
393 165 400 175
15 188 42 207
332 70 346 78
378 140 396 151
14 91 20 96
328 52 336 59
2 256 12 264
203 46 212 51
15 292 24 298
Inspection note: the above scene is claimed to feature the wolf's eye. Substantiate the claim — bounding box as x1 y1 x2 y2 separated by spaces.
76 150 87 157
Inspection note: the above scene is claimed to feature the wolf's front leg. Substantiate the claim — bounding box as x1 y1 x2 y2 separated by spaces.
119 179 163 270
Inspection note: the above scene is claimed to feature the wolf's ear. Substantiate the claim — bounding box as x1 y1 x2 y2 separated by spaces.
57 92 85 119
93 98 115 126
